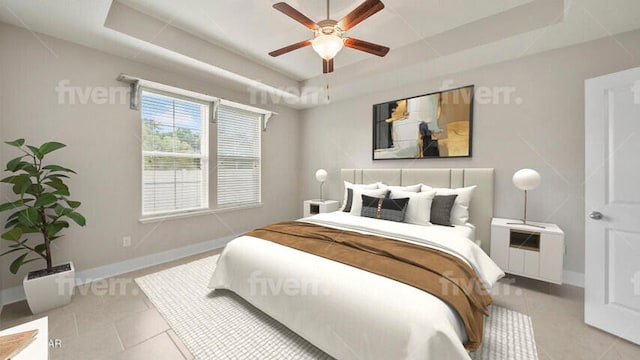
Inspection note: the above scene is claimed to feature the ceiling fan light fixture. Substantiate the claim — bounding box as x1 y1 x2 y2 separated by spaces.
269 0 388 73
312 33 344 60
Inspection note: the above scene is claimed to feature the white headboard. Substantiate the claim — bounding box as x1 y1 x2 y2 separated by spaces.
340 168 494 253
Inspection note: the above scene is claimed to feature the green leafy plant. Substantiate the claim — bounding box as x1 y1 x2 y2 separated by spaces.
0 139 86 275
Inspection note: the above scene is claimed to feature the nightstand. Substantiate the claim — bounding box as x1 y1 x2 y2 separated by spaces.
303 200 340 217
490 218 565 284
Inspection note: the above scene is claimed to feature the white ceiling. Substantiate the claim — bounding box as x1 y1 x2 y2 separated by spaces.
115 0 534 80
1 0 640 108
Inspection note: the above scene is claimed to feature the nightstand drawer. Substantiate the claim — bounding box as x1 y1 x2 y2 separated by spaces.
508 248 540 276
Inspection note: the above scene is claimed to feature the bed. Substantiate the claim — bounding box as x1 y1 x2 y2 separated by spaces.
209 168 503 359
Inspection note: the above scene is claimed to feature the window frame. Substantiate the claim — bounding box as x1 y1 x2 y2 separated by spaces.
137 86 266 223
140 88 210 218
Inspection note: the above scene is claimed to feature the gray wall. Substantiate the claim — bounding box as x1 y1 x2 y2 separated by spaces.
0 22 301 290
299 29 640 277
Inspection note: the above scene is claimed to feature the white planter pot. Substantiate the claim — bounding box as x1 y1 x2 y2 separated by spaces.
23 262 75 314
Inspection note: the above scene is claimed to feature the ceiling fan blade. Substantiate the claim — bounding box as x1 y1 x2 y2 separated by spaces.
344 38 389 57
338 0 384 31
269 40 312 57
273 2 319 30
323 58 334 74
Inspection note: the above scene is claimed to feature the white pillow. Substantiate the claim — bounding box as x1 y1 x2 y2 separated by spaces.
390 189 437 226
340 181 378 211
421 185 477 225
378 183 422 193
350 188 389 216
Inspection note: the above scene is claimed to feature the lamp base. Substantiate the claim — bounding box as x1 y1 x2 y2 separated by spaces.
506 220 546 229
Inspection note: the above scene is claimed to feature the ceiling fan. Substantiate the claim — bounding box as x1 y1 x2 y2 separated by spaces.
269 0 390 74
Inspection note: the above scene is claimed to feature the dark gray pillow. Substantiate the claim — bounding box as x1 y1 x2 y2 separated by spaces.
361 195 409 222
343 188 354 212
430 195 458 226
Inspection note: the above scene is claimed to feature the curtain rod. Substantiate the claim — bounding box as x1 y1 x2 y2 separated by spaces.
116 73 277 116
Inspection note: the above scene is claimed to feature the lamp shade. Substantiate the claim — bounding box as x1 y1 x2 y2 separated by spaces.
315 169 328 183
312 34 344 60
512 169 541 191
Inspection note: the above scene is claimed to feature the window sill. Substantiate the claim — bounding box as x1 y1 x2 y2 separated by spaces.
139 203 264 224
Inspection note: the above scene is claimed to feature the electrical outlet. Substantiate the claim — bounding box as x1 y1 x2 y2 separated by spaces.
122 236 132 247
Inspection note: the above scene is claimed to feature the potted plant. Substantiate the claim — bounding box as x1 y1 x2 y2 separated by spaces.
0 139 86 314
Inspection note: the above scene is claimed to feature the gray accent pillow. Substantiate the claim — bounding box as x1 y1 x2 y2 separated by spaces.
361 195 410 222
430 195 458 226
343 188 354 212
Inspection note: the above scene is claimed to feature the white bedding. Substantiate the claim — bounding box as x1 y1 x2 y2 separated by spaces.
209 212 504 360
452 223 475 240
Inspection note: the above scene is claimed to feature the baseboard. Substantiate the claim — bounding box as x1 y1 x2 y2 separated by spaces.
0 285 25 308
0 233 237 306
563 270 585 288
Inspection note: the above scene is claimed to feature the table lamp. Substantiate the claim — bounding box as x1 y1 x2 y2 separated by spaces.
315 169 328 202
509 168 545 228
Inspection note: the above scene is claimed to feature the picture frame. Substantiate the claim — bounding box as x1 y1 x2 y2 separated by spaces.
372 85 474 160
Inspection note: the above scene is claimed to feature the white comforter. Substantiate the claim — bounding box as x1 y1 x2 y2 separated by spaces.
208 212 504 360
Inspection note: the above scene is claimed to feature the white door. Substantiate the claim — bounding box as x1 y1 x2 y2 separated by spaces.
585 66 640 345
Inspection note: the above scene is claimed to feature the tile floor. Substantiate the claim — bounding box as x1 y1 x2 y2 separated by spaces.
1 250 639 359
0 250 221 360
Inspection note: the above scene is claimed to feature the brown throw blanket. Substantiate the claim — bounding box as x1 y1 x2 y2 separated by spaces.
246 221 492 351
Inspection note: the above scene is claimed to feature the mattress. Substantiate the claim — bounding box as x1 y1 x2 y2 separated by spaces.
209 212 504 359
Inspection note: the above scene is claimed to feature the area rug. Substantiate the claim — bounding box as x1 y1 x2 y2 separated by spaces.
135 256 538 360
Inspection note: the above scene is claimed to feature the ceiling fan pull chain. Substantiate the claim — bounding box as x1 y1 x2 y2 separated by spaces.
326 82 331 103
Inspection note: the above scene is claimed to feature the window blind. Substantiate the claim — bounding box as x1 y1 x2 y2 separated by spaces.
141 91 208 215
217 105 262 207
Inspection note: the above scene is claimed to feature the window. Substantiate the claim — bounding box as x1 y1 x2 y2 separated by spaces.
141 90 208 215
138 84 265 219
217 105 262 207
